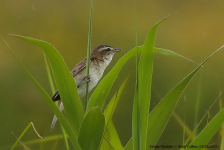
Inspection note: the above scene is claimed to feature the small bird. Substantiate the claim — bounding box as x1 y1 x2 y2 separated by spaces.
51 45 121 130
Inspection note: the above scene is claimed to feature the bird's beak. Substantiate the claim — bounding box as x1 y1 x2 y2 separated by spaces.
112 48 121 52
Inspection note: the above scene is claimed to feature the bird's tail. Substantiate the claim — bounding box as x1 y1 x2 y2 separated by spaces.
51 100 64 131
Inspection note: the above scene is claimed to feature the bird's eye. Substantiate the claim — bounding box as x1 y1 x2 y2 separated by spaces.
106 48 111 51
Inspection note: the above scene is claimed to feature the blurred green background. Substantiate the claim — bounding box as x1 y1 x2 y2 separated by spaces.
1 0 224 149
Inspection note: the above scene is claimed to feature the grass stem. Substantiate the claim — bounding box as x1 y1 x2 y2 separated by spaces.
85 0 93 113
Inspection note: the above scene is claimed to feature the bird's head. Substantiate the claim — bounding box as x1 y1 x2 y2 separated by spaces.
90 45 121 61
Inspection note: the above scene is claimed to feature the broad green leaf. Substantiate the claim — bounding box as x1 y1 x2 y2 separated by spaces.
9 34 84 136
134 18 167 150
146 45 224 150
2 36 81 150
86 46 194 113
78 107 105 150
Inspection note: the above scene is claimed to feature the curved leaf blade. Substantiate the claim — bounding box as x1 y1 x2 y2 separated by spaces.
9 34 84 136
146 45 224 150
78 107 105 150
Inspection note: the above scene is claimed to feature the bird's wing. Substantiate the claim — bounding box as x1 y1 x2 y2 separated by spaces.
52 90 60 101
71 58 87 77
52 58 87 102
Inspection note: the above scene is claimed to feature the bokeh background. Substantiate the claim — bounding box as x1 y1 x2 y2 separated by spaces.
1 0 224 149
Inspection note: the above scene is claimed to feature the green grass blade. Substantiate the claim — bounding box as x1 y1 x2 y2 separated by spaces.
100 122 122 150
146 45 224 150
3 134 63 149
219 96 224 150
43 43 70 150
9 34 84 136
2 36 82 150
124 139 133 150
100 76 129 149
11 122 43 150
44 53 69 150
61 127 70 150
220 124 224 150
43 53 56 94
154 48 199 65
100 133 114 150
181 92 222 148
78 107 105 150
86 46 195 113
194 72 202 136
132 93 140 150
104 76 129 124
133 0 140 149
107 122 123 150
185 107 224 150
153 86 195 141
135 17 168 150
85 0 93 112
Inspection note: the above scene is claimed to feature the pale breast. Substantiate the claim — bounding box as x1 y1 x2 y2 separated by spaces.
74 60 107 98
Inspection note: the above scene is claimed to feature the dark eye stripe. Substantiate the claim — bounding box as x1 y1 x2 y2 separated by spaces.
101 47 111 51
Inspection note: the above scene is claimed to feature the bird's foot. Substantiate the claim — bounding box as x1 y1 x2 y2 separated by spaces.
85 77 90 83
